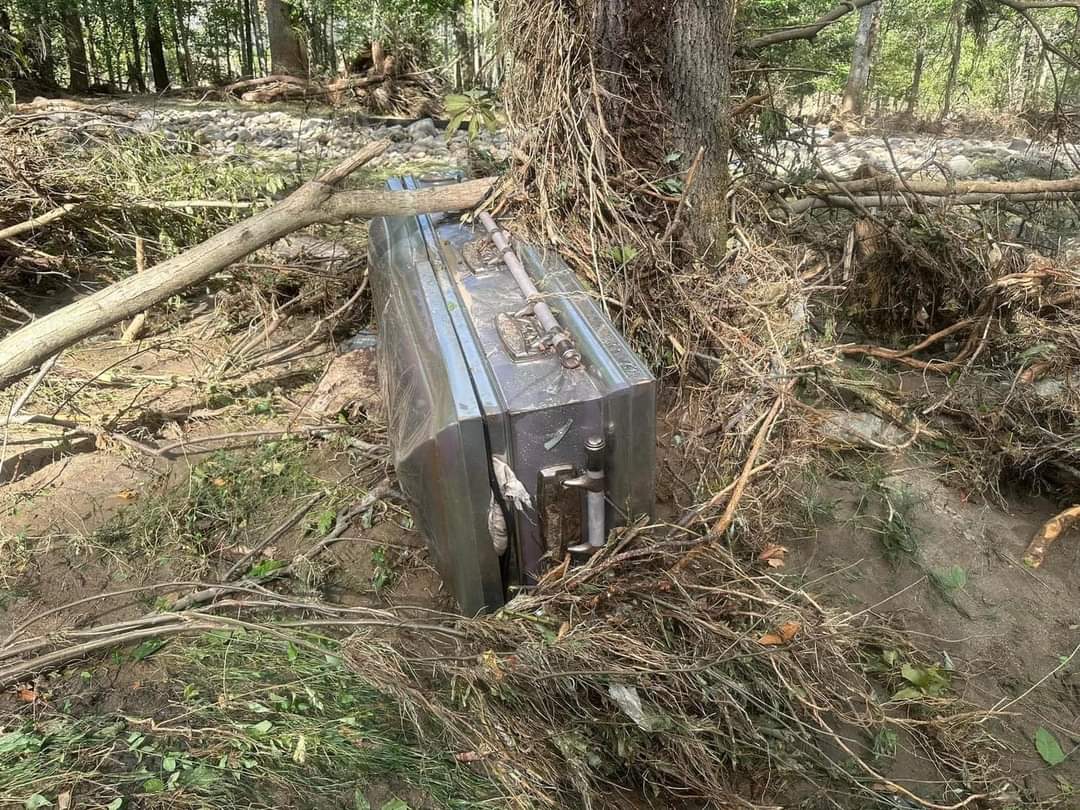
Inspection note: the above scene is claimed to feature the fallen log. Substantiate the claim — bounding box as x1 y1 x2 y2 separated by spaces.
0 140 496 387
785 186 1080 215
224 74 309 94
804 175 1080 197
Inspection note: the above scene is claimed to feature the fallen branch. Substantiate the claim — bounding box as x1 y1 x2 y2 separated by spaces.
805 175 1080 197
784 176 1080 215
1024 505 1080 568
0 141 496 387
786 190 1080 215
669 383 791 575
0 203 79 242
224 73 309 93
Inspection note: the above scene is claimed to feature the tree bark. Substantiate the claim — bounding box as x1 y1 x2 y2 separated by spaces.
25 8 57 86
0 142 495 387
265 0 307 77
940 3 963 119
172 0 194 86
125 0 145 92
662 0 735 260
146 5 170 91
60 2 90 92
841 0 882 115
242 0 256 76
906 46 925 114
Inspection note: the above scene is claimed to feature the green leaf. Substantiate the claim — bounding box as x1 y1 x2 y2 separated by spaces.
891 687 925 701
932 565 967 592
315 508 336 535
608 244 639 265
23 794 51 810
106 799 124 810
130 638 165 661
142 778 165 794
445 111 469 140
443 94 472 113
247 720 273 737
162 756 177 772
380 800 411 810
1035 727 1067 765
247 559 286 578
286 641 299 664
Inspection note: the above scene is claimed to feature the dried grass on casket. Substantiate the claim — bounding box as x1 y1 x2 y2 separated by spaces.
344 530 1003 810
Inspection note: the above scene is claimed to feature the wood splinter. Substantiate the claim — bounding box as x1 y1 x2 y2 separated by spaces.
1024 505 1080 568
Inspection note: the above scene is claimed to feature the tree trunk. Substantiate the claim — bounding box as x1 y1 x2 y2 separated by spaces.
168 0 189 85
0 144 494 388
242 0 256 75
173 0 194 85
265 0 307 77
906 46 924 114
146 6 169 91
452 6 473 89
940 5 963 119
841 0 882 116
662 0 735 259
83 12 99 83
25 9 57 86
253 0 268 74
60 3 90 92
97 0 117 86
125 0 145 91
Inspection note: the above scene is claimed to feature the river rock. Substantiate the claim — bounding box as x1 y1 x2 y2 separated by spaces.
946 155 976 179
407 117 439 139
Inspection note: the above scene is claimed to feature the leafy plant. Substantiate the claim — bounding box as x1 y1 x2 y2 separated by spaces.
371 546 397 593
892 662 951 700
444 90 499 141
1035 727 1067 766
872 728 898 760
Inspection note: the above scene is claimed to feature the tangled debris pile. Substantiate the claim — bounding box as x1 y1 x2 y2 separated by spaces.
345 529 1004 809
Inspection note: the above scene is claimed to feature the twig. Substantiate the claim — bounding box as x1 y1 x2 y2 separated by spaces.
120 236 148 344
670 383 791 574
0 203 79 242
662 147 706 244
6 353 59 420
223 492 325 579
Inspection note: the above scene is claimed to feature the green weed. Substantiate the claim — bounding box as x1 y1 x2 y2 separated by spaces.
0 631 498 809
86 440 325 576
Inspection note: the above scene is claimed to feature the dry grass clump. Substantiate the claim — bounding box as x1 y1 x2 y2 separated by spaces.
810 199 1080 495
344 529 1003 809
0 123 288 327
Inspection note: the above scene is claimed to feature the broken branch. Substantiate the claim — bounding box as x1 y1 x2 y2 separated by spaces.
0 141 496 387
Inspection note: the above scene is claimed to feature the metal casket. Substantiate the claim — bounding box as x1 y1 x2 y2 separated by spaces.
368 175 655 614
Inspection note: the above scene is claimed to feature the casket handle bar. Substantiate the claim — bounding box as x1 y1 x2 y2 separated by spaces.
478 212 582 369
566 436 607 556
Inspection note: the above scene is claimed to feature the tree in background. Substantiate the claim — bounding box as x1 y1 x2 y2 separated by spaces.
266 0 307 76
841 0 883 114
145 1 169 90
58 0 87 90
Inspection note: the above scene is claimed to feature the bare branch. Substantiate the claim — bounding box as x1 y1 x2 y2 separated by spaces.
740 0 881 53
